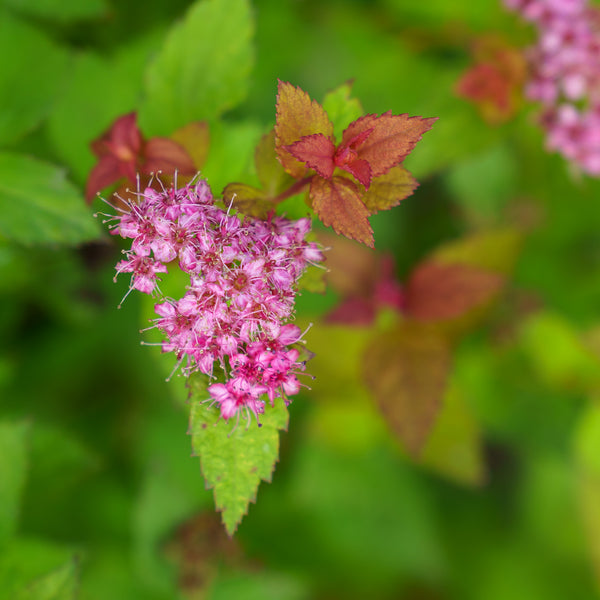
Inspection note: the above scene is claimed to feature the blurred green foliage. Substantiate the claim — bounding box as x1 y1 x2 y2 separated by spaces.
1 0 600 597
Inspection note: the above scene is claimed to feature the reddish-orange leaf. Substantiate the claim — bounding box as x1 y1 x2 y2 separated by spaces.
341 112 437 177
362 166 418 215
363 322 451 456
310 176 373 247
143 137 196 176
405 261 504 322
275 81 334 178
285 134 336 179
85 155 122 202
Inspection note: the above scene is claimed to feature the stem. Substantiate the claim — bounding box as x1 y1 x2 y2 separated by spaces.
272 176 313 204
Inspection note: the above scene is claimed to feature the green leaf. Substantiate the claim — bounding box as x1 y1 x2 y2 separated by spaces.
47 35 160 184
429 227 523 275
13 559 78 600
0 538 78 600
519 312 600 393
419 382 485 486
0 421 29 546
1 0 107 22
322 81 364 141
189 387 289 535
0 11 68 145
362 166 418 215
222 183 273 218
575 403 600 592
0 153 100 245
255 130 295 197
139 0 255 136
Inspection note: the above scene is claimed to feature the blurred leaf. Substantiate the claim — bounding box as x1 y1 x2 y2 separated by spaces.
139 0 254 136
47 35 160 184
430 227 523 275
575 403 600 593
170 121 210 171
519 312 600 393
321 81 364 141
0 152 101 245
0 538 77 600
0 421 29 546
1 0 107 22
13 558 78 600
201 119 263 196
419 382 486 486
189 383 288 535
0 11 68 145
222 182 273 218
297 263 327 294
405 261 504 322
363 321 452 456
209 570 310 600
446 143 518 225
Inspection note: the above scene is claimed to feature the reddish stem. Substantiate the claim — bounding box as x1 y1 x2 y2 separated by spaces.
272 176 313 204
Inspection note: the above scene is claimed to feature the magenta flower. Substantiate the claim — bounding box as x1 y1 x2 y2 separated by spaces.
108 175 323 422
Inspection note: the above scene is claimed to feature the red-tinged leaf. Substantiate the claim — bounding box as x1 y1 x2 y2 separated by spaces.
310 176 373 247
285 134 336 179
143 137 196 176
405 261 504 322
319 231 379 297
342 112 437 177
275 80 334 178
91 112 142 159
325 296 376 326
85 154 122 202
362 322 452 456
222 182 274 218
255 129 294 196
342 158 371 188
171 121 210 169
362 166 418 215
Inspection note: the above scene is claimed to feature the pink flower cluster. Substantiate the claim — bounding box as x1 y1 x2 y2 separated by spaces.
109 177 323 422
505 0 600 174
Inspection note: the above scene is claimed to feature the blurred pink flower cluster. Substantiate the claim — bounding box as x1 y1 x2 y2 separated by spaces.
109 177 323 422
505 0 600 174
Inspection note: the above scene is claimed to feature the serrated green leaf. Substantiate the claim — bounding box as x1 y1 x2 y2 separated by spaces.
322 81 364 141
0 153 101 245
139 0 254 136
2 0 107 22
189 396 288 535
0 11 68 145
0 421 29 546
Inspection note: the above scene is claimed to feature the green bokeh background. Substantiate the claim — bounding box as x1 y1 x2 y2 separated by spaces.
1 0 600 598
